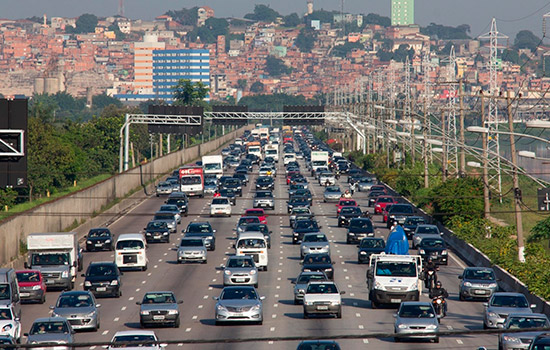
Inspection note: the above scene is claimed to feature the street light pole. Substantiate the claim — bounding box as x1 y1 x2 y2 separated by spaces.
459 79 466 176
507 91 525 262
481 92 491 219
441 111 447 181
423 103 429 188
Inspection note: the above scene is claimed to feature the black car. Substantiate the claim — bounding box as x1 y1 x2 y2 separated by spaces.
85 228 114 252
297 341 340 350
144 220 170 243
0 336 16 350
403 216 426 239
302 253 335 280
245 153 259 165
338 206 363 227
386 204 415 228
288 183 306 197
346 218 374 244
235 165 249 174
82 262 122 298
221 178 243 196
357 237 386 264
256 176 274 191
293 189 313 205
184 222 216 251
287 196 310 213
232 173 248 186
418 237 448 265
367 191 386 207
293 219 321 244
337 161 349 173
165 192 188 216
218 188 237 205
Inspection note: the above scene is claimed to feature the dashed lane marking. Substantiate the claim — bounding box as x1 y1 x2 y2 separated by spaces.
129 297 134 301
102 330 109 336
154 265 158 269
272 314 277 319
358 325 364 329
203 295 209 299
121 306 126 311
198 305 203 309
270 327 276 332
114 317 119 322
363 339 369 344
456 340 463 344
185 328 191 332
136 288 140 292
355 313 361 317
192 315 198 320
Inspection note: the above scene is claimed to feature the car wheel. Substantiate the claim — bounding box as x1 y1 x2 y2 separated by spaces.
338 223 342 227
115 289 121 298
140 321 146 329
211 245 216 251
346 238 351 244
203 259 207 264
394 336 401 343
254 283 258 288
371 300 378 309
303 311 309 319
459 293 465 301
483 322 488 329
336 309 342 319
142 265 148 271
40 294 46 304
294 299 299 305
174 318 180 328
433 337 439 344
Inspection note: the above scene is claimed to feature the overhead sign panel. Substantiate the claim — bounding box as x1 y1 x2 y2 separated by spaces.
147 105 203 135
0 98 27 188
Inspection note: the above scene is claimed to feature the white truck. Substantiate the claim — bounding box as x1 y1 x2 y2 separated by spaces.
366 254 423 309
25 232 83 290
202 155 224 178
264 144 279 162
310 151 329 176
259 127 269 141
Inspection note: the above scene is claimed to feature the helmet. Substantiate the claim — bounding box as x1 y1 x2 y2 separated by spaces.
436 281 442 288
428 257 433 262
345 190 350 193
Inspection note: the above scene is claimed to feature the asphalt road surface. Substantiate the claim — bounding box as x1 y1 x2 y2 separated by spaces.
19 150 497 350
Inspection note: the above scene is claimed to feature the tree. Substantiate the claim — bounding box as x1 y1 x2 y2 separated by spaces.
502 49 520 64
92 94 123 110
237 79 247 90
265 56 291 77
514 30 541 52
331 42 364 58
306 10 335 24
420 23 471 40
364 13 391 27
165 7 199 26
283 13 301 27
250 81 264 93
529 216 550 242
189 17 229 43
431 177 484 224
295 28 316 52
73 13 98 34
244 5 280 22
172 79 209 106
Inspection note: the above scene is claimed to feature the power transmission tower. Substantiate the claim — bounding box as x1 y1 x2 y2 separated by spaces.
446 45 458 175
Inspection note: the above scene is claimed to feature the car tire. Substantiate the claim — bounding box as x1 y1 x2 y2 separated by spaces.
211 245 216 251
346 238 351 244
254 283 259 288
264 265 268 271
174 318 180 328
433 337 439 344
336 309 342 319
483 322 488 329
294 299 299 305
203 259 207 264
371 300 378 309
459 293 465 301
303 311 309 319
142 265 148 271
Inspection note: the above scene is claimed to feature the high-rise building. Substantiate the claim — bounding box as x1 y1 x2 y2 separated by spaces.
134 34 165 94
391 0 414 26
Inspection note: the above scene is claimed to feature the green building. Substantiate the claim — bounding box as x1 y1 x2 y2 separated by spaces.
391 0 414 26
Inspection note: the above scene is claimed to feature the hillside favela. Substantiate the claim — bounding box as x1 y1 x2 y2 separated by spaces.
6 1 550 350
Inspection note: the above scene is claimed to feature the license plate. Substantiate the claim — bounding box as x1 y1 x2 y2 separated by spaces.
231 313 244 317
45 280 54 284
391 299 402 303
236 278 246 282
474 290 487 295
96 287 106 292
95 243 103 247
154 235 161 239
20 292 30 297
153 315 165 320
317 305 329 310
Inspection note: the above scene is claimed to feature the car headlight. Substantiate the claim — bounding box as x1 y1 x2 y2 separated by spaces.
87 311 96 317
398 324 408 329
348 232 355 236
503 336 521 343
84 281 92 287
303 269 311 272
163 232 168 235
224 270 231 275
489 283 498 288
360 251 367 255
250 304 261 311
426 324 438 330
61 271 69 278
216 304 226 311
105 240 111 243
419 249 425 255
87 240 92 244
464 282 472 287
488 312 498 318
325 268 333 271
304 301 313 306
375 281 386 291
250 269 257 275
168 310 178 315
110 280 118 286
441 250 448 255
297 289 305 294
407 282 418 292
146 232 151 236
32 285 42 290
2 324 13 332
140 310 150 315
323 245 329 249
330 301 340 306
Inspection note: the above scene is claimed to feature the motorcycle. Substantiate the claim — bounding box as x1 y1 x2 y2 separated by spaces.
424 269 437 290
432 296 446 318
335 172 341 180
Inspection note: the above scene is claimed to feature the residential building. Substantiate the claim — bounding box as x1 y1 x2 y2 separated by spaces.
391 0 414 26
134 34 165 94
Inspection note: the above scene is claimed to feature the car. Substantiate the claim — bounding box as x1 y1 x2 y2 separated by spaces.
232 173 249 186
296 341 341 350
213 286 264 325
367 191 386 207
243 223 272 249
458 267 499 301
386 204 415 228
221 177 243 196
484 293 536 329
235 216 261 234
337 206 363 227
412 225 442 248
143 221 170 243
255 176 274 191
403 216 426 238
286 171 301 185
50 291 100 331
357 238 386 264
82 262 122 298
370 184 387 193
394 301 439 343
210 197 232 217
183 222 216 251
287 196 311 214
16 270 46 304
318 172 336 186
244 208 267 224
303 281 344 319
374 196 397 215
0 305 21 342
253 191 275 210
85 228 115 251
336 161 349 173
177 237 207 264
166 178 180 192
302 253 334 280
346 218 374 244
335 199 358 215
293 219 321 244
300 233 330 259
164 192 188 216
152 211 177 233
221 148 231 156
259 166 275 177
158 205 181 224
289 207 313 228
288 184 306 197
357 177 377 192
25 317 74 348
293 189 313 205
137 291 182 328
417 237 448 265
292 271 328 305
223 255 258 288
499 313 550 350
218 188 237 206
155 182 172 197
204 178 218 195
0 335 15 350
291 177 309 189
382 204 394 223
323 186 342 202
107 330 165 350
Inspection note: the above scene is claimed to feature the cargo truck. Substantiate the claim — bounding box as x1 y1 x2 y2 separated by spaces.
179 166 204 197
202 155 224 178
310 151 329 176
264 144 279 162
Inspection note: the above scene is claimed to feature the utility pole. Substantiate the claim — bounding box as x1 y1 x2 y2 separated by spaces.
446 46 458 175
423 102 429 188
441 111 447 182
507 91 525 262
481 92 491 219
405 56 414 165
459 79 466 176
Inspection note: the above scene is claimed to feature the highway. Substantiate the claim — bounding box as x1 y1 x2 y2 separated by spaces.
18 142 497 350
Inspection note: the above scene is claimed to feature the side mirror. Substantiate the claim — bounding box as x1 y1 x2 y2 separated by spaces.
483 302 488 307
136 302 142 305
23 333 29 337
81 274 86 277
24 262 29 269
531 304 537 309
177 300 183 304
212 296 219 301
392 313 397 318
340 291 346 295
49 305 54 310
458 275 463 279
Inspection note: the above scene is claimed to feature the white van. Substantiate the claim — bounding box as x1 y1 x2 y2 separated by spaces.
235 233 268 271
283 153 296 166
115 234 148 271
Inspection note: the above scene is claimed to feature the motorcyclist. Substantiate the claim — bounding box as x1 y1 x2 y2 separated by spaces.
429 281 449 316
342 190 352 199
349 181 357 195
335 170 341 180
423 257 438 289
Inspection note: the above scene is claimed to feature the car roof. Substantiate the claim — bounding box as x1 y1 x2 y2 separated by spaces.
89 261 118 266
238 232 265 239
32 317 70 323
298 271 326 276
308 280 336 285
492 292 527 297
59 291 93 296
464 266 494 271
112 330 157 337
399 301 432 306
117 233 145 241
507 312 547 318
417 224 437 228
143 291 175 295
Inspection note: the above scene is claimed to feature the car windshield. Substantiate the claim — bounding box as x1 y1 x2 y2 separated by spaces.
339 200 356 206
116 240 144 250
349 220 373 230
360 239 385 248
154 213 175 221
464 269 495 280
377 197 394 203
304 255 331 264
246 210 264 216
142 292 175 304
187 224 212 233
296 221 319 230
0 309 12 320
292 208 309 214
31 253 69 266
57 294 93 308
290 185 305 190
390 205 414 214
111 335 156 347
405 218 425 225
30 321 69 334
224 179 239 185
420 239 445 248
212 198 229 205
88 229 111 238
159 205 178 212
376 262 416 277
245 224 268 234
490 295 529 308
340 207 361 215
325 187 340 193
158 182 171 188
291 197 308 203
220 288 258 300
181 176 201 185
219 189 235 196
87 264 117 277
147 221 167 229
297 274 326 284
16 271 41 283
399 304 435 318
204 163 221 171
238 217 260 226
303 234 328 243
507 317 549 329
306 283 338 294
227 258 255 268
237 238 266 248
255 192 273 198
180 239 204 247
416 226 439 234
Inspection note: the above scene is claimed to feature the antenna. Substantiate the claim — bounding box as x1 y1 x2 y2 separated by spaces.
118 0 125 17
341 0 345 36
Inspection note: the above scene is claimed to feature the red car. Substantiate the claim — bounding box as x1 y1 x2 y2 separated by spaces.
335 199 358 215
370 185 387 194
374 196 398 215
16 270 46 303
382 204 394 223
244 208 267 224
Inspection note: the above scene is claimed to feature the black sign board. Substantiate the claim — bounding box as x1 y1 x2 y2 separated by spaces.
147 105 203 136
538 187 550 211
0 98 28 188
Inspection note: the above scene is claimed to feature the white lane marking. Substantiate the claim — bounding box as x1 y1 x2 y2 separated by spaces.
79 283 83 287
102 330 109 336
350 293 355 297
121 306 126 311
142 280 146 284
279 256 283 260
276 286 280 289
129 297 134 301
274 294 279 298
163 253 168 256
358 325 364 329
147 273 152 276
136 288 141 292
363 339 369 344
177 344 183 347
273 303 278 308
347 285 352 288
343 269 348 272
337 250 341 253
154 265 158 269
278 269 282 273
272 314 277 318
198 305 203 309
345 276 350 280
279 262 283 265
456 339 463 344
270 327 276 332
90 346 96 350
203 295 209 299
216 270 221 274
277 277 281 281
114 317 120 322
449 251 467 269
268 341 274 345
208 287 213 290
212 279 217 282
185 328 191 332
447 325 454 330
192 315 198 320
158 259 163 262
356 313 361 317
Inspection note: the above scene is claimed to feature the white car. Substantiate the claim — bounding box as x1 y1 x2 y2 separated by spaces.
0 305 21 343
210 197 232 217
108 330 165 350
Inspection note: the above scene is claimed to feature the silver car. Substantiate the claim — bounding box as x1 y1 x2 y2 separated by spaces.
0 305 21 342
499 313 550 350
137 291 182 328
50 291 100 331
318 172 336 186
292 271 328 305
158 205 181 224
213 286 264 325
323 186 342 202
25 317 74 350
289 207 312 228
484 293 535 329
108 330 164 350
303 281 344 319
357 177 376 192
177 238 207 264
253 191 275 210
300 233 330 259
223 256 258 288
458 267 499 301
153 211 177 233
156 182 172 197
394 301 440 343
412 231 441 249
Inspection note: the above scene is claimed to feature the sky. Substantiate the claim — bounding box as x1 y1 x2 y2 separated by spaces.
2 0 550 39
